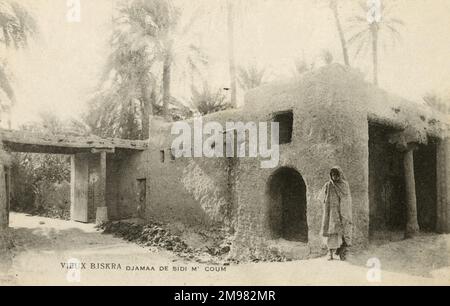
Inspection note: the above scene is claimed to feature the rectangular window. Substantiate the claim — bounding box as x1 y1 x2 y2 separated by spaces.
273 110 293 144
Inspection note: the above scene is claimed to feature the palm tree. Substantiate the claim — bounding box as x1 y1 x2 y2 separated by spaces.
190 82 230 116
92 0 207 139
237 63 266 92
116 0 206 117
196 0 256 108
347 0 404 85
99 16 159 139
86 82 150 140
329 0 349 66
226 0 237 108
0 62 15 108
0 1 38 49
0 0 38 128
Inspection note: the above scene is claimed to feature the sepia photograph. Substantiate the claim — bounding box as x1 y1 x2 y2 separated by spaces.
0 0 449 289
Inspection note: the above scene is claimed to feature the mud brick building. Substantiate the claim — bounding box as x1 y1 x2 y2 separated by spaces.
1 64 449 259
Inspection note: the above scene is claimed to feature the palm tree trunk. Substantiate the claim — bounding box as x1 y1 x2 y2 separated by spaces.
140 97 150 140
140 79 153 140
162 56 171 119
227 0 237 108
2 28 10 48
5 107 11 130
330 0 349 66
371 24 379 85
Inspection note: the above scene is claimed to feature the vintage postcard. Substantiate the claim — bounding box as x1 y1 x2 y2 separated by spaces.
0 0 449 288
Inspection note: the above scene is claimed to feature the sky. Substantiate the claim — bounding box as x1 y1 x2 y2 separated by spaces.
7 0 450 127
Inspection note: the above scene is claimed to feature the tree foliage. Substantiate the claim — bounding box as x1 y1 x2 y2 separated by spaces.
347 0 404 84
237 63 266 92
190 83 231 116
0 0 38 49
0 0 38 127
11 114 86 212
87 0 207 139
328 0 349 66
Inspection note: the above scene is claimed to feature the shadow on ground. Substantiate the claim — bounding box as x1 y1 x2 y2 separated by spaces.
347 232 450 279
2 213 450 285
11 226 106 253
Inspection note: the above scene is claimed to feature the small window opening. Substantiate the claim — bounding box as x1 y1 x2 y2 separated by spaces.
160 150 165 163
273 110 293 144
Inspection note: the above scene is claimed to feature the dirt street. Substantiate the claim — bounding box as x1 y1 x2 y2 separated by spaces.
1 213 449 286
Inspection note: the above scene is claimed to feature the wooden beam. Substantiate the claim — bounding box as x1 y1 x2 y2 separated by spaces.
91 148 115 154
0 129 148 154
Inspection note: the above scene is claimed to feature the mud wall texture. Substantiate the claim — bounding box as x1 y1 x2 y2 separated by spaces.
112 64 448 260
148 152 230 228
109 151 148 220
231 65 370 259
102 138 235 229
144 114 238 230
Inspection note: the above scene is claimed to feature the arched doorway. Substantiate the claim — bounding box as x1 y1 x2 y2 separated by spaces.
266 167 308 242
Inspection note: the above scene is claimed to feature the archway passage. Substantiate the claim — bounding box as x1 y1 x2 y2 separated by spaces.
267 167 308 242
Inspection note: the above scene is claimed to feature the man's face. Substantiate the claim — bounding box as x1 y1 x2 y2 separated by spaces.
331 171 340 182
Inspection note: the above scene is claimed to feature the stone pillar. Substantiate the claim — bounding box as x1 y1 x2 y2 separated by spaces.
437 137 450 233
403 144 420 238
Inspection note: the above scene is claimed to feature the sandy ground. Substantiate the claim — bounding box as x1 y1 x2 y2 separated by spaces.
1 213 449 286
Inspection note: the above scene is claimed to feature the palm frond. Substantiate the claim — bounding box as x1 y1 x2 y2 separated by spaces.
237 64 266 91
0 65 15 102
347 0 405 61
0 1 38 49
347 28 370 45
353 34 370 59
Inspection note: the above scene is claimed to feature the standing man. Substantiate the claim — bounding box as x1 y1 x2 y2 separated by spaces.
319 166 353 260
